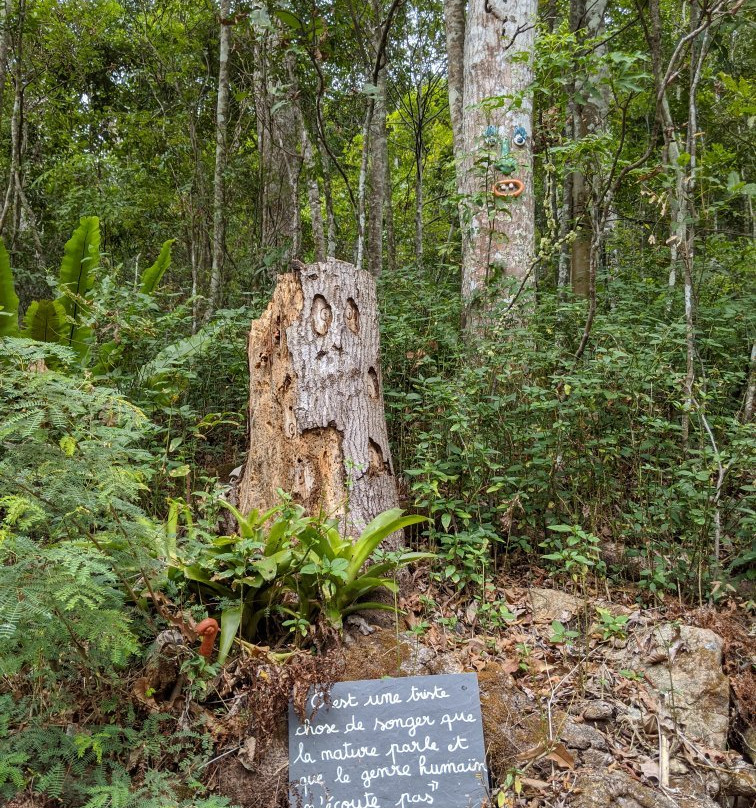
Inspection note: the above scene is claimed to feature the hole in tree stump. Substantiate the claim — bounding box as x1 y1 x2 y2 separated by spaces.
367 367 380 400
368 439 387 475
345 298 360 334
311 295 332 336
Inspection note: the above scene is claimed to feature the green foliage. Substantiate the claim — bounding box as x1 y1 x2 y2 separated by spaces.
0 239 18 337
0 338 156 675
540 524 605 581
549 620 580 645
22 298 66 342
58 216 101 358
166 496 429 653
139 239 175 295
382 265 755 599
594 608 630 641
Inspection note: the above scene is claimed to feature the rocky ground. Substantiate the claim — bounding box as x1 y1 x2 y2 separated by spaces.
216 579 756 808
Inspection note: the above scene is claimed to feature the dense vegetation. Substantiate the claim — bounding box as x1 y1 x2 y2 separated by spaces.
0 0 753 804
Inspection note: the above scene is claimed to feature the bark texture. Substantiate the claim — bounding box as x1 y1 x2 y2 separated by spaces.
569 0 609 297
459 0 537 317
443 0 466 193
238 259 400 539
254 38 300 270
205 0 232 320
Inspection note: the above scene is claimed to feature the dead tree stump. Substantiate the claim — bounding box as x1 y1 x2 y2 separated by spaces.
237 259 401 541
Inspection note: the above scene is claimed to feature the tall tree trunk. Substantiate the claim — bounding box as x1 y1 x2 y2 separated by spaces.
744 341 756 424
0 0 12 130
322 153 337 257
255 34 300 272
385 154 396 272
287 58 326 264
647 0 685 297
414 141 423 268
367 59 388 277
459 0 537 325
355 104 372 272
443 0 465 200
237 258 401 540
569 0 609 298
302 122 326 263
205 0 232 322
681 14 709 448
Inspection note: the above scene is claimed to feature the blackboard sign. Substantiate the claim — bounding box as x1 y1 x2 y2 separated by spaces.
288 673 489 808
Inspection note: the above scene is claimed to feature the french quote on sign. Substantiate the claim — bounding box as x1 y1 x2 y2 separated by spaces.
288 673 489 808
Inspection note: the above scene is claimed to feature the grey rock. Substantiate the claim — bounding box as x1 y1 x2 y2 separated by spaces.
560 720 608 751
529 587 583 622
582 700 615 721
612 623 729 749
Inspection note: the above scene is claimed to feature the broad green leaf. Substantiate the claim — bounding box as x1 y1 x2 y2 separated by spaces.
360 552 435 579
22 299 66 343
217 605 243 665
340 602 402 617
251 557 277 582
0 238 19 337
57 217 100 359
346 511 428 582
139 239 174 295
274 9 303 30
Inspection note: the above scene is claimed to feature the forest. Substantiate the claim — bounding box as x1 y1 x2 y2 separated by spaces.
0 0 754 806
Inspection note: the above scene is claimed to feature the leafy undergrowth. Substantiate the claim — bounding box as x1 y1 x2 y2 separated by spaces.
3 559 754 808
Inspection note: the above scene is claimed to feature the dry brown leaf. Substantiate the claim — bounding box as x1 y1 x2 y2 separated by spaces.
132 677 160 713
499 658 520 675
521 777 549 791
638 757 660 782
545 743 575 770
515 741 549 763
238 736 257 771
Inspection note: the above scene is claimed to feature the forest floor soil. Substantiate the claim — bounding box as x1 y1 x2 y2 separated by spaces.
203 568 756 807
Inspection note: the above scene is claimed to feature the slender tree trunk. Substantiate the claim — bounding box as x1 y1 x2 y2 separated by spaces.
355 104 372 271
744 341 756 424
414 141 424 268
367 59 388 277
443 0 466 200
459 0 537 326
0 0 12 130
647 0 686 298
557 173 573 294
255 33 300 272
385 154 396 272
287 58 326 264
680 15 708 449
302 122 326 263
569 0 608 298
206 0 232 322
322 153 337 257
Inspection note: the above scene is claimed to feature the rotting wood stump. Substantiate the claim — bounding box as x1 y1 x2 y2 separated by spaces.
237 258 401 543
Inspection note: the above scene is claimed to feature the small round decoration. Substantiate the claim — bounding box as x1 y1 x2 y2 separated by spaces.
513 125 528 147
493 179 524 198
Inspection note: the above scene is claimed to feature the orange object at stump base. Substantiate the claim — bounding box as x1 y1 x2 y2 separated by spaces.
493 178 524 198
195 618 219 659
